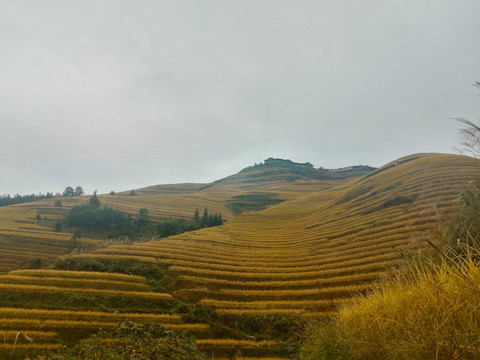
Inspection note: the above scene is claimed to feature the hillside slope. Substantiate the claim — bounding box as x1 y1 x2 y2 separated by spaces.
91 154 479 313
0 159 358 274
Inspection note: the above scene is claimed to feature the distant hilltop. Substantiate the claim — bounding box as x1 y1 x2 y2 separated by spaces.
260 157 315 167
239 157 376 180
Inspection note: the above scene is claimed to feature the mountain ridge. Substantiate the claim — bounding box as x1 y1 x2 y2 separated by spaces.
119 158 376 196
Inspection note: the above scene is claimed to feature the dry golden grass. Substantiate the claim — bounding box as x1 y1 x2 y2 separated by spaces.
9 269 145 282
166 323 209 332
168 259 398 281
219 283 373 299
0 307 180 323
299 253 480 360
0 283 172 299
214 309 335 316
0 330 58 340
0 343 63 352
5 269 152 292
174 251 397 273
0 275 151 292
200 298 350 309
179 271 386 289
0 318 121 330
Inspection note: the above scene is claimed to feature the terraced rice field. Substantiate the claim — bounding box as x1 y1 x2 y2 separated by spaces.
0 306 209 358
0 161 348 275
0 270 207 358
0 204 102 273
84 154 480 319
0 153 478 358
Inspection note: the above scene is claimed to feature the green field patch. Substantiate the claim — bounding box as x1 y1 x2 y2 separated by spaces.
226 194 284 215
382 194 418 209
336 186 374 204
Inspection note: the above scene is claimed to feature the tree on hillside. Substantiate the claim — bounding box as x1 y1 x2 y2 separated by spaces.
62 186 75 197
136 208 151 234
68 229 82 252
201 207 208 228
74 186 85 196
66 203 131 234
89 190 100 208
193 208 200 225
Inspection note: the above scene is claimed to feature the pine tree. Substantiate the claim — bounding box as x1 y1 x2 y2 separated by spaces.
89 190 100 208
201 208 208 228
193 209 200 225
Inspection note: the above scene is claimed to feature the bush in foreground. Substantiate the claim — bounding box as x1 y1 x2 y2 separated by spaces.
28 321 207 360
298 253 480 360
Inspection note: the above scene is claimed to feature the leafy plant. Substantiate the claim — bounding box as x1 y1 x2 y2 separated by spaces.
454 81 480 157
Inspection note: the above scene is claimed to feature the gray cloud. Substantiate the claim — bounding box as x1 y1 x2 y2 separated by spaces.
1 0 479 195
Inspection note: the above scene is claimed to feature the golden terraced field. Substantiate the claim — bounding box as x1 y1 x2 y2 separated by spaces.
90 154 479 314
0 163 345 275
0 153 478 359
0 205 101 273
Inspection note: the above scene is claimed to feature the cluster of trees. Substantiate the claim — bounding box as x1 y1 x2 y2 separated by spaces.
0 192 55 207
194 208 223 228
0 185 86 207
157 208 223 238
66 194 138 237
62 186 85 197
65 193 223 239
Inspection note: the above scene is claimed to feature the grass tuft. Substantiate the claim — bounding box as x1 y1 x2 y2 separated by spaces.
299 250 480 360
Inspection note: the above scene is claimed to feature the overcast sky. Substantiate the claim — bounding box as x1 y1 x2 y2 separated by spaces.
1 0 479 195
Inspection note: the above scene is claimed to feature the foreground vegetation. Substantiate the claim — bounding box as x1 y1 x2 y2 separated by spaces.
9 321 207 360
299 248 480 360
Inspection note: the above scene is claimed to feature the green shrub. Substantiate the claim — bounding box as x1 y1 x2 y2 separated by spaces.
182 304 217 323
447 180 480 249
51 321 207 360
219 313 306 342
